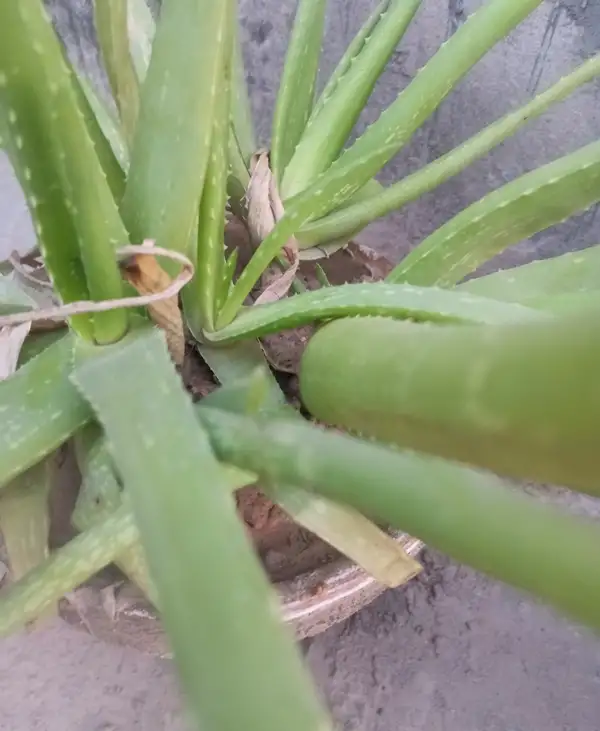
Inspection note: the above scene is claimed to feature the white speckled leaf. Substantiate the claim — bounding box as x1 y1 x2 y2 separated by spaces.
459 244 600 308
218 0 544 324
0 0 129 343
0 334 91 489
387 140 600 286
121 0 232 266
209 281 544 344
0 502 138 635
184 30 232 333
94 0 140 148
270 0 327 182
71 326 330 731
301 53 600 245
282 0 421 198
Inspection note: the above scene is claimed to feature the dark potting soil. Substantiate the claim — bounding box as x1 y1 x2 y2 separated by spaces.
181 229 395 583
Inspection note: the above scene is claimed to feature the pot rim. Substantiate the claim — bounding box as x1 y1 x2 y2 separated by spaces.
279 532 423 639
59 532 424 654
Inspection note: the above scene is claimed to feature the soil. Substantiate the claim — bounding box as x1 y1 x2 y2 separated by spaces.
181 337 340 584
180 224 394 584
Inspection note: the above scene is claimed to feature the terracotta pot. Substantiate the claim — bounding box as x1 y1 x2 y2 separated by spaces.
59 533 423 657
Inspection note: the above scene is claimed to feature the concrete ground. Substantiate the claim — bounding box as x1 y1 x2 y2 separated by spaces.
2 0 600 729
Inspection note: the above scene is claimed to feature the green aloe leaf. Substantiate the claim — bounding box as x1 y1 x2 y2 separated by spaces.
388 140 600 286
0 457 54 618
311 0 396 120
18 329 68 366
197 406 600 633
127 0 155 83
0 0 129 343
300 53 600 245
121 0 232 266
281 0 422 199
73 423 157 605
315 0 542 198
216 247 239 314
208 281 543 344
230 17 255 167
270 0 327 182
226 19 254 216
0 502 138 636
0 0 127 342
94 0 140 149
459 244 600 308
184 37 232 334
219 0 544 324
73 421 250 608
299 311 600 496
72 70 128 196
0 334 91 489
198 342 421 586
74 70 129 173
71 327 330 731
0 81 90 337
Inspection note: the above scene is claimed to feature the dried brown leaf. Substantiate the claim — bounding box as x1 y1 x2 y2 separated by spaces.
122 248 185 365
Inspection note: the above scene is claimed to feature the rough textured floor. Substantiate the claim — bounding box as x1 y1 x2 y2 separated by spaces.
2 1 600 729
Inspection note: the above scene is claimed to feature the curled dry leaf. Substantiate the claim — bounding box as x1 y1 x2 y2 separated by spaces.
247 151 300 304
121 243 185 365
254 245 300 305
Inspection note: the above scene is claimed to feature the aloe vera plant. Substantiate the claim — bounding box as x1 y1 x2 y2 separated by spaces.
2 1 600 730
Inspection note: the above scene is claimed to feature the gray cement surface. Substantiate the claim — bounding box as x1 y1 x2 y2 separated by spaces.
2 1 600 729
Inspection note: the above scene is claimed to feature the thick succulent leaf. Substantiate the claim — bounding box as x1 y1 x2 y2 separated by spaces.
197 406 600 633
0 503 138 636
0 457 53 614
73 423 157 604
270 0 327 182
282 0 422 199
310 0 395 120
94 0 140 148
216 247 239 313
75 71 129 173
317 0 542 198
183 42 232 333
459 244 600 307
121 0 232 266
0 96 91 337
388 140 600 286
0 334 91 489
71 70 128 197
197 339 285 405
208 281 543 344
266 482 422 587
219 0 544 323
299 312 600 496
18 329 68 366
226 19 254 215
300 53 600 245
198 342 421 586
230 17 255 167
127 0 155 83
71 326 330 731
0 0 129 343
73 420 255 606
